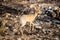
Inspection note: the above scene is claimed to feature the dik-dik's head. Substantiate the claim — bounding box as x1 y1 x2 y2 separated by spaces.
30 4 42 15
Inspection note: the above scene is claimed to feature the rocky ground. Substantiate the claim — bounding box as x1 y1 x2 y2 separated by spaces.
0 0 60 40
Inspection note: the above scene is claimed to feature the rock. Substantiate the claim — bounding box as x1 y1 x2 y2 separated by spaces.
29 8 35 14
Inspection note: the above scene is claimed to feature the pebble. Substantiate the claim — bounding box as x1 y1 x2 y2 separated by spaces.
17 38 21 40
35 26 42 29
13 29 18 33
5 27 9 30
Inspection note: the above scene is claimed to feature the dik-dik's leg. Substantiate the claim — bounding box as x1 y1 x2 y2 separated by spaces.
30 23 35 33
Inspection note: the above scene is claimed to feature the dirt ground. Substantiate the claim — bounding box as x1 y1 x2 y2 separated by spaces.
0 0 60 40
